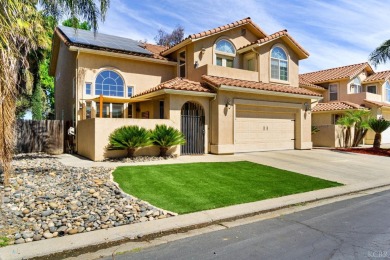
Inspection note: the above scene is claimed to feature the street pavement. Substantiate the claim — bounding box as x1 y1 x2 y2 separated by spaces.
109 189 390 260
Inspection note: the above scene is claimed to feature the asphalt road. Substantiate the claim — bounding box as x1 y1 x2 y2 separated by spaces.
108 189 390 260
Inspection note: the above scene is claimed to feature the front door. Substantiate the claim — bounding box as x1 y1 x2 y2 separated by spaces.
181 102 205 155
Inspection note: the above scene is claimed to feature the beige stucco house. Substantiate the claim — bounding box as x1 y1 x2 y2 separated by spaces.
50 17 322 161
299 62 390 147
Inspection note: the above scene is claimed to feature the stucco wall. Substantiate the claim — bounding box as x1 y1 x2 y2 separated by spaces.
77 118 178 161
54 41 77 121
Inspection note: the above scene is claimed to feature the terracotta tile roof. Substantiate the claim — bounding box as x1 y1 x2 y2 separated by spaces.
363 70 390 83
312 101 363 112
300 62 371 84
162 17 268 54
364 99 390 108
132 78 213 98
142 43 168 60
202 75 322 97
238 29 309 57
299 76 325 91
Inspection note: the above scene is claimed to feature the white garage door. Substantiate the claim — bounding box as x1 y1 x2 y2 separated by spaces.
381 112 390 144
235 105 295 152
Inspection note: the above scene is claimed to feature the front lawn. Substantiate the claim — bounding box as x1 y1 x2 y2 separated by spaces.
113 161 341 214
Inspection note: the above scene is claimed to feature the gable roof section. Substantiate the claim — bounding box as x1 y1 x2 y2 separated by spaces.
312 101 363 112
300 62 373 84
132 78 214 98
364 99 390 108
363 70 390 83
238 30 309 59
55 26 168 61
299 75 325 91
202 75 321 97
161 17 268 55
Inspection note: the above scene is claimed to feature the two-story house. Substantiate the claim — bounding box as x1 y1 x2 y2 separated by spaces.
299 62 390 147
50 17 321 161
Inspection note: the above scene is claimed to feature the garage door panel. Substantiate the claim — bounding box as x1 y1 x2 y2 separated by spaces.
235 105 295 152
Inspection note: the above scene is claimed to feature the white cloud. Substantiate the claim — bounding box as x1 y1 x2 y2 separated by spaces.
97 0 390 72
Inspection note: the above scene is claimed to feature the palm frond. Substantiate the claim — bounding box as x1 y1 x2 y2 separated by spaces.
369 39 390 67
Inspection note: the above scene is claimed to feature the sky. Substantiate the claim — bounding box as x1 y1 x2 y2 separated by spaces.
96 0 390 73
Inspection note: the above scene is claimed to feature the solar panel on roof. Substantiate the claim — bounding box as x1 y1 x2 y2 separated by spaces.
58 26 152 55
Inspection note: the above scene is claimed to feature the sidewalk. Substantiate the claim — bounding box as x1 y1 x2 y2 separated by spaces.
1 149 390 259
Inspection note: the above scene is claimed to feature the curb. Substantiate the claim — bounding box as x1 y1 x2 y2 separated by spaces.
1 180 390 260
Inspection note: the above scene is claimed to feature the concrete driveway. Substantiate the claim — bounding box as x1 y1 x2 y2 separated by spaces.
237 149 390 185
58 148 390 185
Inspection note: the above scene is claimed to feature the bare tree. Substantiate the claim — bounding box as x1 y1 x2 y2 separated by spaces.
154 25 184 47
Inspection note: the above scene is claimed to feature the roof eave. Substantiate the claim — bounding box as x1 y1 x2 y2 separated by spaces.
160 38 192 56
219 85 322 100
68 46 177 66
131 89 216 101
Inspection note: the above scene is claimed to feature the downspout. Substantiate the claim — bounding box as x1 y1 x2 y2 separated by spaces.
75 50 80 152
251 47 261 82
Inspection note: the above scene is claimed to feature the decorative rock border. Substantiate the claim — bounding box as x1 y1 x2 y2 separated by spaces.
0 153 175 245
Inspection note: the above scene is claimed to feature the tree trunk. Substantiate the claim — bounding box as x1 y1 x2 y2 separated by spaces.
344 127 351 148
160 147 168 157
373 133 381 149
127 148 136 158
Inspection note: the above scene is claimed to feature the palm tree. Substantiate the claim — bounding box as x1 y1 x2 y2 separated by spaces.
337 115 355 148
108 126 152 158
0 0 110 186
348 110 371 147
151 125 186 157
369 39 390 67
368 118 390 149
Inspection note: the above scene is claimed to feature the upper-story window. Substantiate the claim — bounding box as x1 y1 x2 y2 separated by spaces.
329 83 338 101
95 70 124 97
215 39 236 68
350 77 362 93
386 81 390 102
179 51 186 77
366 85 377 94
271 46 288 81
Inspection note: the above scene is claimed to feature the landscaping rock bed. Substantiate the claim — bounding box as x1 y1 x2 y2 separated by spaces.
0 153 174 245
103 154 177 163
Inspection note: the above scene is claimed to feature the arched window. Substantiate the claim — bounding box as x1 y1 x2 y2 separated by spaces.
271 46 288 81
215 39 236 68
95 70 124 97
350 77 362 93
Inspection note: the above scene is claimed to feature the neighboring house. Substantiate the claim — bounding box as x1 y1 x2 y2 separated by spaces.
49 17 321 161
299 62 390 147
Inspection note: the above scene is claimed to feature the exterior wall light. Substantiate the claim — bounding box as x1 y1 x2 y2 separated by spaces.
304 102 311 112
225 98 232 109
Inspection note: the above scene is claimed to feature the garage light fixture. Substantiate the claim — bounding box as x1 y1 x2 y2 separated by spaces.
225 98 232 109
304 102 311 112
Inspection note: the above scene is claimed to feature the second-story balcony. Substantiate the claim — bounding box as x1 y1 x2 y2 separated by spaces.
347 91 382 104
191 64 259 82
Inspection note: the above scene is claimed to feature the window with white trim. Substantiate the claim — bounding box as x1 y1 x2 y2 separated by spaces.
350 77 362 93
127 86 134 97
85 83 92 95
95 70 124 97
329 84 338 101
179 51 186 77
366 85 377 94
386 81 390 102
215 39 236 68
271 46 288 81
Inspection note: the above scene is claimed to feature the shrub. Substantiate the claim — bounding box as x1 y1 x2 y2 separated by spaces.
368 118 390 149
108 126 152 157
151 124 186 156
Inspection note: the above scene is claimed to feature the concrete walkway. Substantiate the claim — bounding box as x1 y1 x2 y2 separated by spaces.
1 149 390 259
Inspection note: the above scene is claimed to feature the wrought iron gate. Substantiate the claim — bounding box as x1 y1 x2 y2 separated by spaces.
181 102 205 155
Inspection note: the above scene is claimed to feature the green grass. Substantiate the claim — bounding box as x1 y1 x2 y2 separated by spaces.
0 237 9 247
113 161 342 214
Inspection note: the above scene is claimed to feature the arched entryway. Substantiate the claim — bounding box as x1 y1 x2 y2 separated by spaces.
181 102 205 155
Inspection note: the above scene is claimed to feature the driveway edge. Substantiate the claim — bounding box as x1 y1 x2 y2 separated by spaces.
1 180 390 260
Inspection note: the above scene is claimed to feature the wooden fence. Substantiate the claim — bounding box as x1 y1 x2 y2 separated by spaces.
15 120 64 154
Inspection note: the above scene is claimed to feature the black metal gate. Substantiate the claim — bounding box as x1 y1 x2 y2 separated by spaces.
181 102 205 155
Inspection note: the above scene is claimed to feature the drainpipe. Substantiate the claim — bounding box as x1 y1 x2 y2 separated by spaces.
75 50 80 152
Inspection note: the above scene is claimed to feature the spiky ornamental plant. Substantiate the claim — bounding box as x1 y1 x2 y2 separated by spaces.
151 125 186 157
368 118 390 149
108 126 152 158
